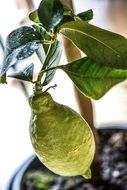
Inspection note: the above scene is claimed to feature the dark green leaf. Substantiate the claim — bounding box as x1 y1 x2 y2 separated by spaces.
1 26 41 75
60 21 127 69
5 26 40 56
60 57 127 99
38 0 64 30
29 10 41 23
1 41 40 75
8 63 34 82
43 40 62 85
77 9 93 21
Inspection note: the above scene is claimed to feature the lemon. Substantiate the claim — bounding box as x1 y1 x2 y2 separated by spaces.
29 92 95 178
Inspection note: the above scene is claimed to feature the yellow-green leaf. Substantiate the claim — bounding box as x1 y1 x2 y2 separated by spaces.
60 21 127 69
60 57 127 99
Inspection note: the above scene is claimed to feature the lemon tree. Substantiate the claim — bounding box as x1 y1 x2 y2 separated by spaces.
1 0 127 179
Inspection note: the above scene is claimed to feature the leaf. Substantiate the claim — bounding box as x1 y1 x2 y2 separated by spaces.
5 26 40 56
1 41 40 75
60 57 127 100
43 40 62 85
60 21 127 69
38 0 64 30
29 10 41 23
77 9 93 22
0 26 41 75
8 63 34 82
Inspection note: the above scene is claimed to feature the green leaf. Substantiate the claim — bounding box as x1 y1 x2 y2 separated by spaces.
43 40 62 85
8 63 34 82
29 10 41 23
5 26 40 56
60 57 127 100
60 21 127 69
77 9 93 22
1 41 40 75
0 26 41 75
38 0 64 30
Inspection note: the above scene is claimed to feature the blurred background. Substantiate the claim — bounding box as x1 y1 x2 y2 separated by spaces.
1 0 127 189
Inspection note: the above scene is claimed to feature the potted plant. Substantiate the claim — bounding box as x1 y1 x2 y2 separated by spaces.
2 0 127 189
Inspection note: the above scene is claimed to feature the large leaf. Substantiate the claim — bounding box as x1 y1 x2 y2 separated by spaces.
8 63 34 82
5 26 40 56
38 0 64 30
43 40 62 85
60 21 127 69
60 57 127 100
0 26 41 75
1 41 40 75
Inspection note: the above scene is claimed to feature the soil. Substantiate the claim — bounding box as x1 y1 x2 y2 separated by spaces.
22 128 127 190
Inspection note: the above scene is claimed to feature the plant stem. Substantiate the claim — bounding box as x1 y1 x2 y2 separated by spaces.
40 65 62 74
35 39 56 93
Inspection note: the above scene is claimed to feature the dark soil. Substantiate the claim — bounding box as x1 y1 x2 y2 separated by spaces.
22 128 127 190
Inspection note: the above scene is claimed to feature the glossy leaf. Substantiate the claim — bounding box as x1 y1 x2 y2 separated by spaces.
29 10 41 23
60 57 127 100
0 26 41 75
8 63 34 82
43 40 62 85
77 9 93 21
1 41 40 75
38 0 64 30
5 26 40 56
60 21 127 69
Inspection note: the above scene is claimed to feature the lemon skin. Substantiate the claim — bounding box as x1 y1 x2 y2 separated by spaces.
29 92 95 178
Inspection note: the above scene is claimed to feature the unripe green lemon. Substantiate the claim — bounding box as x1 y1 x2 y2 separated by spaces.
29 92 95 178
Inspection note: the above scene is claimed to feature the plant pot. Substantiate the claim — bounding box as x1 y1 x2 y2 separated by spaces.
7 126 127 190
